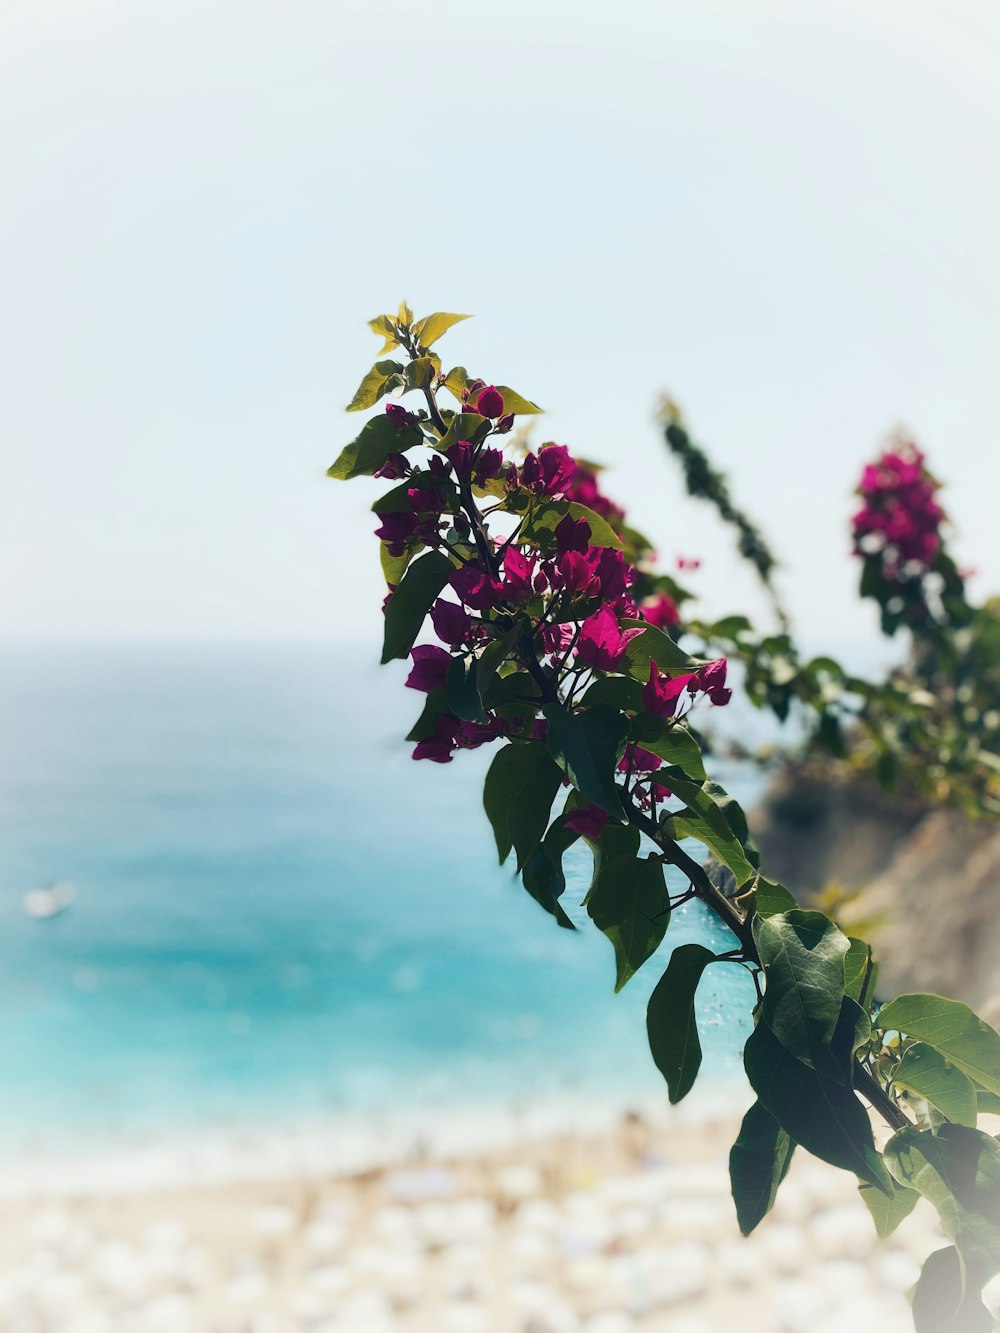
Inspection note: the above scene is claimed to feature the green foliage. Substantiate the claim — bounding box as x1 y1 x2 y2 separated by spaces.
520 815 579 929
729 1100 796 1235
482 743 563 871
893 1044 979 1128
346 359 406 412
411 311 471 348
859 1176 920 1239
877 995 1000 1099
543 704 629 819
329 412 424 480
646 943 716 1102
381 550 453 664
587 854 668 991
911 1245 992 1332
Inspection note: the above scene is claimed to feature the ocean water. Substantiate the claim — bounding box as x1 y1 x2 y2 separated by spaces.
0 644 761 1147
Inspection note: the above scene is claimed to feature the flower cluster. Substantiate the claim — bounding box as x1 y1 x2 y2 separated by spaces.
371 391 728 770
852 442 944 579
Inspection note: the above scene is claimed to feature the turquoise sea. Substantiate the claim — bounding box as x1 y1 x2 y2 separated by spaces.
0 645 760 1147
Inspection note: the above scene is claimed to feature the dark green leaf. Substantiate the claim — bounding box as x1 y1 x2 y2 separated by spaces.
446 656 487 722
646 943 715 1102
405 687 451 742
521 816 578 930
876 995 1000 1098
894 1044 979 1128
628 717 706 780
476 626 520 702
345 359 405 412
329 412 424 480
754 910 851 1079
482 743 563 871
623 624 698 675
581 676 644 711
543 704 628 819
844 937 877 1007
912 1246 991 1333
859 1177 920 1239
588 854 669 991
743 1020 892 1192
885 1125 1000 1276
381 551 454 664
729 1100 796 1235
411 312 471 348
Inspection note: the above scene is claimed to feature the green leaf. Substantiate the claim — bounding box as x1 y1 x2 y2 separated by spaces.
884 1125 1000 1276
586 821 641 900
368 313 399 355
628 717 706 780
859 1177 920 1239
844 937 877 1007
912 1246 991 1333
519 500 622 551
543 704 629 819
379 540 414 587
381 550 454 664
397 299 413 325
495 385 543 414
623 624 698 675
446 656 487 722
411 312 471 348
328 412 424 480
581 676 644 712
646 943 715 1102
521 816 578 930
587 854 669 991
729 1100 796 1235
345 359 405 412
436 410 493 454
753 877 798 918
373 474 456 514
476 626 520 702
876 995 1000 1098
442 365 471 402
754 910 851 1079
482 743 564 870
743 1019 892 1192
894 1044 979 1128
405 686 451 742
404 356 437 390
665 776 758 887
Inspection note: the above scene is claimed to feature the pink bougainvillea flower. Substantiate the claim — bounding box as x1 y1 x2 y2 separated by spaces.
576 607 642 672
412 714 462 763
696 659 728 693
502 547 537 602
446 441 475 480
650 781 672 802
564 805 608 839
676 555 701 571
374 510 420 556
451 564 503 610
642 662 696 718
590 547 630 601
556 549 599 597
617 742 662 774
405 645 452 693
431 598 471 647
640 591 680 629
476 385 505 418
537 444 575 495
385 403 418 430
374 452 411 480
541 622 574 657
554 514 591 556
474 447 504 483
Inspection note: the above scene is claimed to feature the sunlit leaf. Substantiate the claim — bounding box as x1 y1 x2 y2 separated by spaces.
412 312 472 348
859 1177 920 1239
876 995 1000 1098
894 1043 979 1128
328 412 424 480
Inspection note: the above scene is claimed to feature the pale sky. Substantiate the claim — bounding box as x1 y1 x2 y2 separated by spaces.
3 0 999 653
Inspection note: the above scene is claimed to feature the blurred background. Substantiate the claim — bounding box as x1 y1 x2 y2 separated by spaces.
3 1 1000 1329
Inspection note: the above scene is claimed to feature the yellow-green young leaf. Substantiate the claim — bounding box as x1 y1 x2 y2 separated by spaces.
519 501 622 552
588 854 669 992
876 994 1000 1098
496 385 543 414
622 624 699 676
404 357 438 391
436 411 492 454
368 313 399 355
729 1100 796 1235
328 413 424 481
628 717 706 780
345 359 405 412
647 943 716 1101
844 937 877 1006
411 312 472 349
379 540 416 587
442 366 470 403
397 299 413 325
859 1178 920 1239
893 1043 979 1127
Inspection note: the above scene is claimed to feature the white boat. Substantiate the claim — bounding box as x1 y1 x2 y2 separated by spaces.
22 881 76 919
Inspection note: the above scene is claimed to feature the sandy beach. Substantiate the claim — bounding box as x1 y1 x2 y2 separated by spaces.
0 1101 954 1333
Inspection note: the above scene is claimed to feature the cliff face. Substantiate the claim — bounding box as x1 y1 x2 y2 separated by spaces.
752 768 1000 1025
